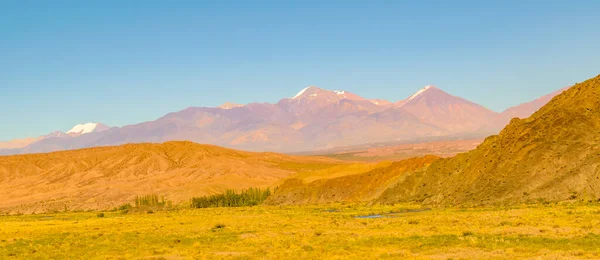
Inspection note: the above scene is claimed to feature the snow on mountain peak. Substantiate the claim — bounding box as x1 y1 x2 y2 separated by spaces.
67 123 100 134
406 85 436 102
290 86 364 101
293 86 315 99
219 102 244 109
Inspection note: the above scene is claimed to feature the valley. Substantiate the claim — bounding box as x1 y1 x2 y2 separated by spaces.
1 75 599 214
319 139 483 162
3 1 599 258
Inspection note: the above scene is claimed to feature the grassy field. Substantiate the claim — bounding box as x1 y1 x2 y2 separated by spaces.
2 203 600 259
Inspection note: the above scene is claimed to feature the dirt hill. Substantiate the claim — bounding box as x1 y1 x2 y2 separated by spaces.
0 141 341 213
377 74 600 206
266 156 438 205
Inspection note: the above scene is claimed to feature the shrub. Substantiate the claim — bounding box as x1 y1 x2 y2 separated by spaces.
118 203 132 211
190 188 272 209
97 213 105 218
302 245 314 252
462 231 475 236
499 221 512 226
214 223 226 229
211 223 226 232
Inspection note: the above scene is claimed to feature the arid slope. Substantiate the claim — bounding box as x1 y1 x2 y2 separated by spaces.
0 141 341 213
378 74 600 205
267 156 438 205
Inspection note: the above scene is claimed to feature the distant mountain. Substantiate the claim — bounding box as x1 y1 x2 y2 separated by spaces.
0 85 565 155
0 137 42 150
0 122 110 152
477 87 570 133
67 122 110 136
499 87 569 121
396 85 497 132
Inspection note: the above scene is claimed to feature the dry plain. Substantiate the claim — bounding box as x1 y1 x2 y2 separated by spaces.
2 203 600 259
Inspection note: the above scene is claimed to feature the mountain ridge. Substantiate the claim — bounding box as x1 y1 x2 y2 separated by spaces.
1 85 567 155
265 74 599 206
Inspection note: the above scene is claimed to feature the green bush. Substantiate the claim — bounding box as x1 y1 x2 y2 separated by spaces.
135 195 169 207
190 188 272 209
97 213 105 218
109 195 174 213
118 203 132 211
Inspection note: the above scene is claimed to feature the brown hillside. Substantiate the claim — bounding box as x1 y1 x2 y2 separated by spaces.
377 74 600 206
267 156 438 205
0 141 341 213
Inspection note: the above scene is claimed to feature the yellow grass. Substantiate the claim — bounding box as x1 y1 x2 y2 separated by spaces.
2 203 600 259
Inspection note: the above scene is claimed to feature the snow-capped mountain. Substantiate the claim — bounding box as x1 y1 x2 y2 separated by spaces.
395 85 497 132
67 123 110 136
0 123 110 151
218 102 244 110
0 85 564 155
290 86 365 102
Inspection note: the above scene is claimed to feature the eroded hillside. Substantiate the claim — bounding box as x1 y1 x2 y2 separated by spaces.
0 141 342 213
267 156 438 205
377 74 600 206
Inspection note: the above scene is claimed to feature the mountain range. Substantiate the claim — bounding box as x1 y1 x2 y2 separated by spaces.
0 85 567 155
268 73 600 206
0 74 596 212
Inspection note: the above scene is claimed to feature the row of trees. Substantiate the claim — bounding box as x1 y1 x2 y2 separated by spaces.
190 188 272 208
135 194 171 208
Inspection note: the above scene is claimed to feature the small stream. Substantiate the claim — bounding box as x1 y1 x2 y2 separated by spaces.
355 208 431 219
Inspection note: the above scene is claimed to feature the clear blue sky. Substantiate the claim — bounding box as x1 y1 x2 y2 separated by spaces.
1 0 600 140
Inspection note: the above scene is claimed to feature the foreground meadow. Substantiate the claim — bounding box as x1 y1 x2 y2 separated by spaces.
2 203 600 259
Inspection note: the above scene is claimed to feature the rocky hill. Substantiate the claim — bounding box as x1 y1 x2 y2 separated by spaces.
377 74 600 205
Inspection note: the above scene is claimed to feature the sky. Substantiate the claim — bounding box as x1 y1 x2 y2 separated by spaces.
1 0 600 141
